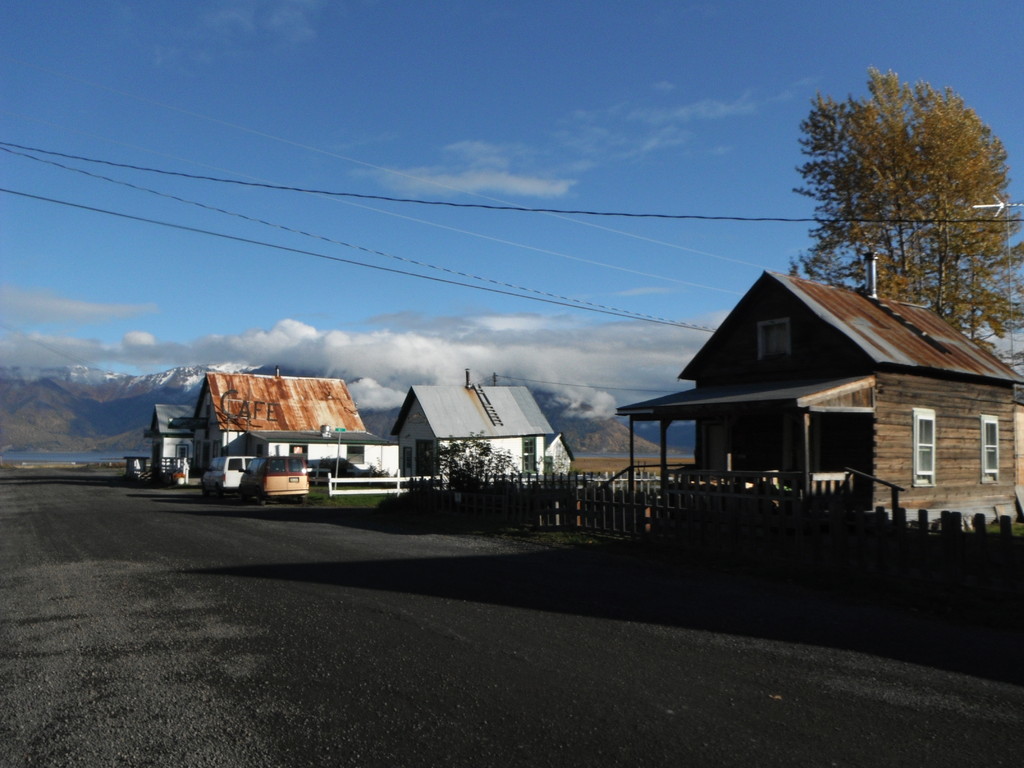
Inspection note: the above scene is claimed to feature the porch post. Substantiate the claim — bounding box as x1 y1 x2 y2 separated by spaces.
660 419 669 493
801 411 811 501
628 415 636 493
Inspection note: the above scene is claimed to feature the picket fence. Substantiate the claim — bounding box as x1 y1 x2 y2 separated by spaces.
418 478 1022 592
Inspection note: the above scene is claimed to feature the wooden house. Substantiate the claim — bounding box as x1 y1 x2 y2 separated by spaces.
618 269 1023 519
391 381 552 477
192 371 397 474
143 403 195 476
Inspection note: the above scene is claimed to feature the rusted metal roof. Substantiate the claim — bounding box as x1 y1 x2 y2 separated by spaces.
771 273 1021 383
201 373 365 433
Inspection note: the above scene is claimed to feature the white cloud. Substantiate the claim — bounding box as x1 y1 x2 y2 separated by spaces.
410 169 575 198
628 93 758 125
0 285 157 326
348 377 407 410
615 286 675 297
374 140 577 199
557 90 762 161
194 0 324 49
263 0 323 43
123 331 158 347
0 313 711 418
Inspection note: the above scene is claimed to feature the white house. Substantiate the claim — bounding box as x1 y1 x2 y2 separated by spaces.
391 383 553 477
192 371 397 475
544 432 575 474
144 403 195 474
247 428 399 475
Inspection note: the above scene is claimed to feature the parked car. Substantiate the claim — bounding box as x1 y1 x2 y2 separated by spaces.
201 455 257 496
238 456 309 505
307 458 373 484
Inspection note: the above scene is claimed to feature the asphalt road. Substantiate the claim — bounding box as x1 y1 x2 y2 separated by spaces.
2 468 1023 768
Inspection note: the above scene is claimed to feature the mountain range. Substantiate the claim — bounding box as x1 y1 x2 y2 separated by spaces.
0 365 692 456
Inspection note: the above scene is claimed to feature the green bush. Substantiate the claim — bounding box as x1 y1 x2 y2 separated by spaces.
438 436 516 492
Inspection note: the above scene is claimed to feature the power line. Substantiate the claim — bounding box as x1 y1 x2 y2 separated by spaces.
0 149 717 331
1 140 745 293
1 140 1009 226
0 187 715 331
495 373 678 394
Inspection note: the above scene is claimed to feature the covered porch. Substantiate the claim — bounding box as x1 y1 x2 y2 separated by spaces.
618 376 877 510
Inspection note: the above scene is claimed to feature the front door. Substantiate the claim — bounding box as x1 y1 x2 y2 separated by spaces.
704 422 729 471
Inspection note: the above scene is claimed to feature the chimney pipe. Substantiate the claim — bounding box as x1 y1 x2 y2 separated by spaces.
465 368 471 388
863 252 878 299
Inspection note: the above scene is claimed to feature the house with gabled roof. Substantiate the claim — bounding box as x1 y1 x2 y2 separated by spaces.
192 371 397 474
391 376 553 477
143 403 195 475
618 265 1023 518
544 432 575 474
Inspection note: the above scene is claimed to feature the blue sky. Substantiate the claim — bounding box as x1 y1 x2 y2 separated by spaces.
2 1 1022 415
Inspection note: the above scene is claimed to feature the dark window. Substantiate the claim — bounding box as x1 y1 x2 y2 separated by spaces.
757 318 791 359
415 440 436 475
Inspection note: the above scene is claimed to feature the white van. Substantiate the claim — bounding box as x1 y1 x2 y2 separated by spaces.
201 455 257 496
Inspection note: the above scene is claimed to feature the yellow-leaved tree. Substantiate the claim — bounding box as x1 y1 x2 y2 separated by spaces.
793 69 1021 348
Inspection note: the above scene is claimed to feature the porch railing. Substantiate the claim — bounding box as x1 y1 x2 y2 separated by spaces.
663 469 853 515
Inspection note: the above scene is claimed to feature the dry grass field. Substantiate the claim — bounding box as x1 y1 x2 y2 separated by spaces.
571 456 693 475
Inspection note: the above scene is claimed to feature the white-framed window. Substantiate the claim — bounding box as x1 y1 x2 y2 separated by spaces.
981 415 999 482
912 408 936 486
757 318 791 359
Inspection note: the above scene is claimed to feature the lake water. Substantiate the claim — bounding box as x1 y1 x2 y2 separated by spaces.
1 451 132 465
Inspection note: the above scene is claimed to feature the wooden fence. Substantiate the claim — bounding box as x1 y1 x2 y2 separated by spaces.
418 478 1022 592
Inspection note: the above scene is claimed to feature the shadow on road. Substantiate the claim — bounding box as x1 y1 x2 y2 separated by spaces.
188 547 1024 689
9 469 1022 689
0 470 121 486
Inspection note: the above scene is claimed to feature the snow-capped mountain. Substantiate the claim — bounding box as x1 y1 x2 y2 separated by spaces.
0 364 688 454
0 365 222 452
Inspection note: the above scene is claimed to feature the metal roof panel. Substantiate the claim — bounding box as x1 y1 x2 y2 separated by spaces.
204 373 365 433
407 385 552 438
774 273 1021 382
620 377 872 414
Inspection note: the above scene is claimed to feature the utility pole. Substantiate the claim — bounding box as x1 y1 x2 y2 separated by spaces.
972 197 1024 371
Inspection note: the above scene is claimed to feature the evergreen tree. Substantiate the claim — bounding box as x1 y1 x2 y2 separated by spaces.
793 69 1020 345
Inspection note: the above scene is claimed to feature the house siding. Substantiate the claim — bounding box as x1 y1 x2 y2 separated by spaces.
395 399 438 476
622 271 1022 521
873 371 1016 514
688 284 870 385
392 385 552 477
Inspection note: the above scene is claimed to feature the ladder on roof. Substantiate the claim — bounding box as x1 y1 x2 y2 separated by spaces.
472 385 503 427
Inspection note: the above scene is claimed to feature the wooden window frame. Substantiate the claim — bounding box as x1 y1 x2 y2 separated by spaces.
757 317 791 359
912 408 936 487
